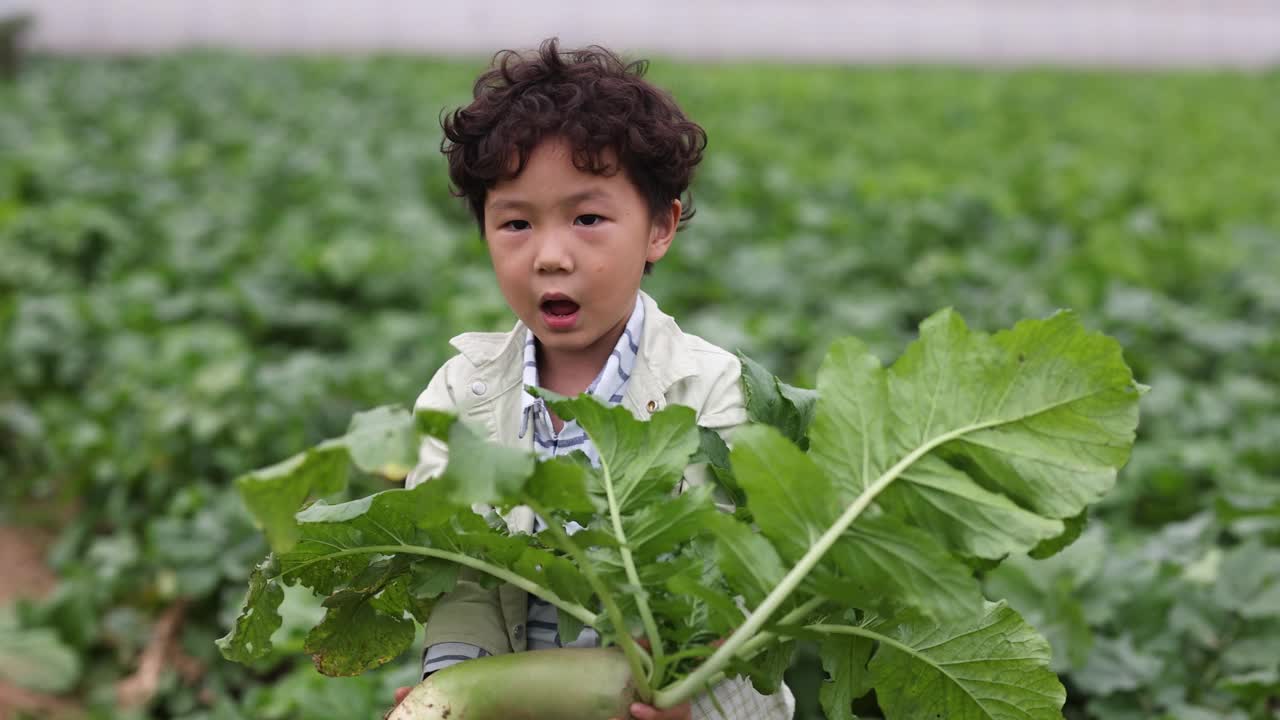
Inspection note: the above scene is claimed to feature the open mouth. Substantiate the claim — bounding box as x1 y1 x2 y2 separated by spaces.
541 298 580 316
539 294 581 330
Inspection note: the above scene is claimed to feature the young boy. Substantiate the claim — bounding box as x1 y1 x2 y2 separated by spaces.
395 39 795 720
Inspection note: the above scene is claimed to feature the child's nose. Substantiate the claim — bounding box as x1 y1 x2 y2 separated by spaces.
533 231 575 273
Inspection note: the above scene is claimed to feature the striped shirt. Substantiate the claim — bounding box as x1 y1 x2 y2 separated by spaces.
422 295 644 675
421 294 793 718
520 294 645 649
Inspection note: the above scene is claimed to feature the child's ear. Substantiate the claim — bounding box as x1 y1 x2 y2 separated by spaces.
646 199 681 263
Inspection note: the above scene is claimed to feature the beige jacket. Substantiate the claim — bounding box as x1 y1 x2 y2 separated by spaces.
405 290 747 654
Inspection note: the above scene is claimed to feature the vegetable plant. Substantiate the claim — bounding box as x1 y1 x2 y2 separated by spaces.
218 308 1142 719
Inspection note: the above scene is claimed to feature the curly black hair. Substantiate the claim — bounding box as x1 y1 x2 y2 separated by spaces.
440 38 707 255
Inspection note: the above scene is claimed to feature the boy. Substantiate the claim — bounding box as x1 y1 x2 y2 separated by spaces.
395 39 795 720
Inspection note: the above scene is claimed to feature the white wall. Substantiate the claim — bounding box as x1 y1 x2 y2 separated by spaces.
4 0 1280 67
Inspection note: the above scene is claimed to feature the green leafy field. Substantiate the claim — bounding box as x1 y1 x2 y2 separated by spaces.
2 55 1278 719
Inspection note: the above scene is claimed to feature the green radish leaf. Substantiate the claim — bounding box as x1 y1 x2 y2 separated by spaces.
281 481 458 594
808 310 1141 563
556 610 585 648
510 546 594 610
368 573 414 617
524 456 596 514
665 572 742 639
217 556 286 663
691 425 732 470
730 423 982 619
409 558 460 600
692 425 743 504
536 392 714 641
267 473 597 669
728 424 847 564
819 633 875 720
1028 511 1088 560
436 417 536 506
866 601 1065 720
891 453 1063 560
747 638 796 695
539 391 700 515
342 406 418 480
236 439 348 553
740 351 817 449
982 553 1094 673
622 483 716 556
280 519 379 596
223 308 1142 720
414 408 456 441
832 512 982 620
705 512 787 609
347 554 413 593
345 555 436 625
304 590 414 676
278 484 461 598
234 406 436 556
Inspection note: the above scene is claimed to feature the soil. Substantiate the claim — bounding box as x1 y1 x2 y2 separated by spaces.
0 524 80 720
0 525 57 605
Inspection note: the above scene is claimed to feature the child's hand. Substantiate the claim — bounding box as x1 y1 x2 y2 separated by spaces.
615 701 693 720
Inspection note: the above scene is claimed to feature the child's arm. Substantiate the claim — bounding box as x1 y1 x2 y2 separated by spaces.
404 358 514 661
405 360 457 489
420 570 512 673
399 359 513 687
679 349 749 509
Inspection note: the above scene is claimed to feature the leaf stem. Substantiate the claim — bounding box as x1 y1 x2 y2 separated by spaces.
524 500 655 701
595 453 667 689
804 623 909 653
654 424 981 707
661 646 715 665
733 596 827 660
805 621 963 681
276 543 598 626
652 596 827 707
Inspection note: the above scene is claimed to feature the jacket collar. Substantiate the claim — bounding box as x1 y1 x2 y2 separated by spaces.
447 291 698 409
629 291 698 407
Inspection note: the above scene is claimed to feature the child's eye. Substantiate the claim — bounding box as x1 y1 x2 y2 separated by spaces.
502 219 531 231
574 214 603 227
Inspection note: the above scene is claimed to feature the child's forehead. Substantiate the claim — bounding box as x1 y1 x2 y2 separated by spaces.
487 139 631 205
488 187 613 212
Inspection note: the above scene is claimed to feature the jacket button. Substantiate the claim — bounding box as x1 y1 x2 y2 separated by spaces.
646 400 658 412
471 381 487 396
513 623 524 640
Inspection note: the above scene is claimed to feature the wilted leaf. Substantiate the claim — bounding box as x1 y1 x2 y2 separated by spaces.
304 590 414 676
217 557 286 663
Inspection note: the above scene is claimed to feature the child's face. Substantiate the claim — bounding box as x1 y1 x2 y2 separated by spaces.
484 136 677 360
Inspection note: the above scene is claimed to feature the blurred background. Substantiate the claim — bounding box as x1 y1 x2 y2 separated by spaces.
1 2 1278 719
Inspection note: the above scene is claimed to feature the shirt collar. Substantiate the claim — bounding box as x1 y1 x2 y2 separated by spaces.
519 295 645 435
